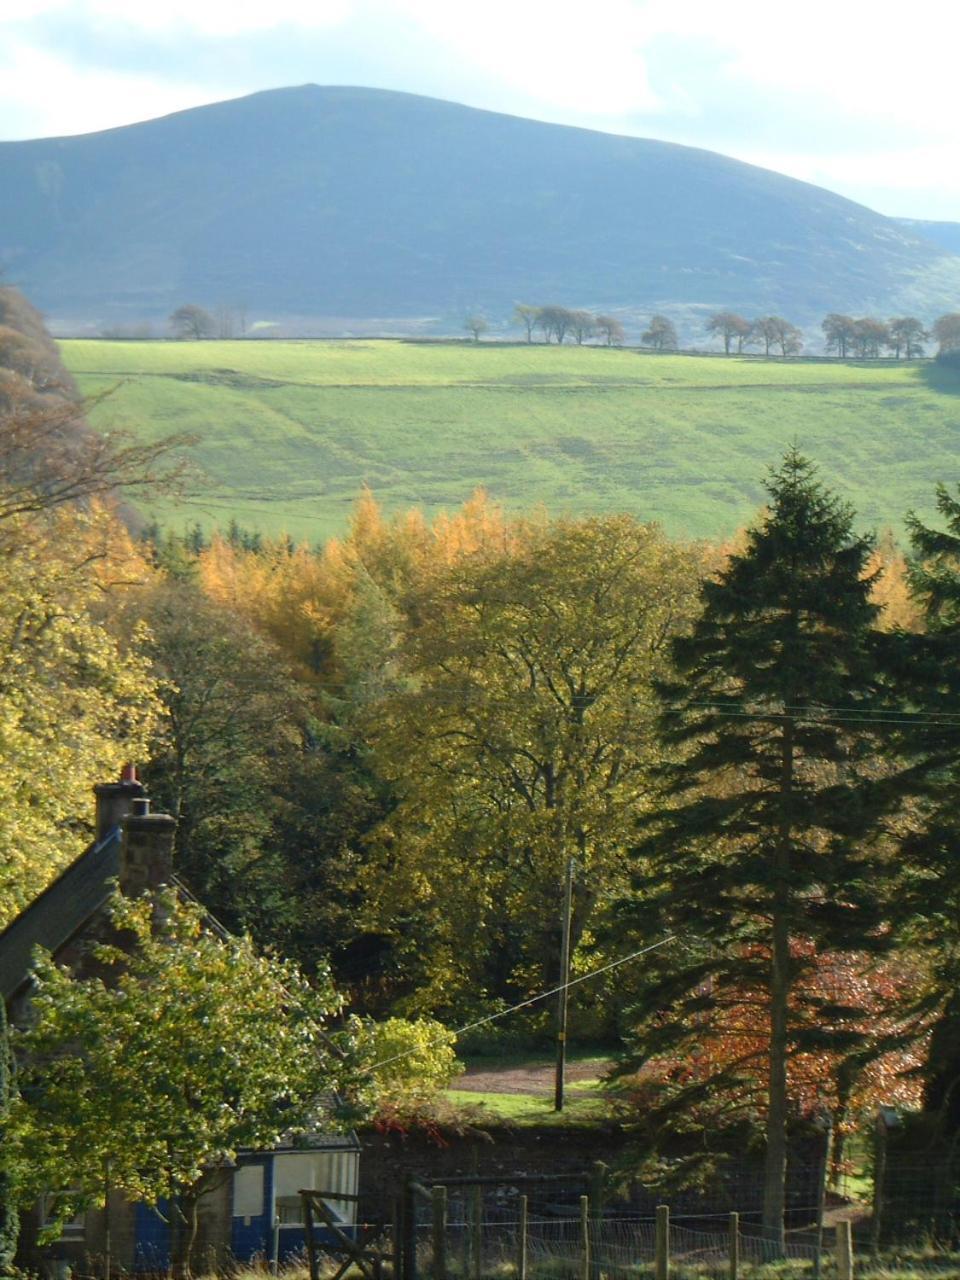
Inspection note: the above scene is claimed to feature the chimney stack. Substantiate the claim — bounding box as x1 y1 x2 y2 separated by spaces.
94 764 145 843
120 800 176 897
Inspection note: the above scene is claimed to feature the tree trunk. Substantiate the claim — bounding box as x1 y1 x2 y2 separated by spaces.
762 715 794 1254
171 1192 199 1280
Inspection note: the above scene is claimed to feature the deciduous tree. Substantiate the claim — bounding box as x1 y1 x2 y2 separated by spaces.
464 314 488 342
595 314 625 346
169 304 214 340
852 317 891 359
706 311 751 355
933 313 960 355
11 891 347 1276
512 304 541 343
641 315 677 351
888 317 927 359
363 516 702 1016
822 313 857 359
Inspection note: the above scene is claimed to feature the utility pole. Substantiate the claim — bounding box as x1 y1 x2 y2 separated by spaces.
554 855 575 1111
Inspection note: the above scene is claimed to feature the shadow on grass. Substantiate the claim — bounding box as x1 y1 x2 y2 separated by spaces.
917 361 960 396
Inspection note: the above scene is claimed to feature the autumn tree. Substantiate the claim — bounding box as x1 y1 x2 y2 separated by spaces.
933 313 960 355
0 506 161 928
538 305 574 344
11 891 347 1276
641 315 678 351
464 314 488 342
822 313 857 359
706 311 752 355
622 452 895 1250
852 317 891 359
888 316 927 359
169 304 214 340
762 315 803 357
363 515 702 1017
595 314 625 346
752 315 785 357
570 310 595 345
512 304 541 343
0 289 192 524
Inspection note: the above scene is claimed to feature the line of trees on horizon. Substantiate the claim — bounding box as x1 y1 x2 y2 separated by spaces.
112 298 960 361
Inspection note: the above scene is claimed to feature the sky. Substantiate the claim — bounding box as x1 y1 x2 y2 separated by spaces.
1 0 958 221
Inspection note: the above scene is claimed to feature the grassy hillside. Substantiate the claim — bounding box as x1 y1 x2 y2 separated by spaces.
8 86 960 332
60 339 960 544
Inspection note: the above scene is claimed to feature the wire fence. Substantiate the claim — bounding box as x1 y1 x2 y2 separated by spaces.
392 1199 960 1280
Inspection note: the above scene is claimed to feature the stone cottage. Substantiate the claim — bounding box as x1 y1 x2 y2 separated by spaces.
0 768 359 1273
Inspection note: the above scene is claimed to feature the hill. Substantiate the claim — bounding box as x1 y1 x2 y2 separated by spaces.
4 86 960 337
897 219 960 257
60 338 960 543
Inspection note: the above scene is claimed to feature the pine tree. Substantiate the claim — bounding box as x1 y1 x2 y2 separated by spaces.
901 486 960 1126
623 451 895 1250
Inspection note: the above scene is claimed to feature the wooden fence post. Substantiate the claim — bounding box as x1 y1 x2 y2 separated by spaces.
392 1197 403 1280
837 1218 854 1280
517 1195 528 1280
655 1205 669 1280
402 1180 419 1280
470 1184 482 1280
728 1212 739 1280
579 1195 590 1280
432 1186 448 1280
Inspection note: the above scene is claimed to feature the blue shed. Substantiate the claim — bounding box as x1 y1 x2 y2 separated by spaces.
229 1134 362 1264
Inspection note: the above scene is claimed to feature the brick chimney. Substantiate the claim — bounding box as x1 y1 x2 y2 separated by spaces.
119 796 177 897
93 763 145 843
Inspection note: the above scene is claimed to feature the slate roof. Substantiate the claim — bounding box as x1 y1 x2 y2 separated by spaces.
0 827 122 1002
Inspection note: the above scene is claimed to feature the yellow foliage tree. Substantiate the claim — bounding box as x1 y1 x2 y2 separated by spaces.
0 505 161 926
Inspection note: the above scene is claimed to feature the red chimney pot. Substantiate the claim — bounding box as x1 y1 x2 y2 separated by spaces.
120 763 138 783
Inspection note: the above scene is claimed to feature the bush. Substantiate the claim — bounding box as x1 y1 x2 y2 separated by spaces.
355 1016 462 1108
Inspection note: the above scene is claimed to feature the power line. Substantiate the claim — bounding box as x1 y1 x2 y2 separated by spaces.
366 935 677 1074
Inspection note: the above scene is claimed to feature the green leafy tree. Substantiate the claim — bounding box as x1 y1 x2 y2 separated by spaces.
0 1001 17 1275
353 1016 462 1109
622 452 894 1250
512 304 541 343
363 515 701 1018
0 507 161 927
11 891 348 1276
463 314 488 342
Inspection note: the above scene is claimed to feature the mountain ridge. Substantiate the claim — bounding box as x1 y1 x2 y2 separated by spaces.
2 85 958 335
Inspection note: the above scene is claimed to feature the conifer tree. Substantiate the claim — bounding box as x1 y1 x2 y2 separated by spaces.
901 486 960 1125
623 451 894 1250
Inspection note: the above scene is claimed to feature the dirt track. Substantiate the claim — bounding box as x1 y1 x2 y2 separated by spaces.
456 1059 610 1096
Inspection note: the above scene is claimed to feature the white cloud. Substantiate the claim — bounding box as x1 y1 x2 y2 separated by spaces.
6 0 355 36
1 0 959 216
0 36 227 137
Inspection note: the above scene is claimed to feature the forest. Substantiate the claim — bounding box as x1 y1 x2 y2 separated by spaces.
4 282 960 1254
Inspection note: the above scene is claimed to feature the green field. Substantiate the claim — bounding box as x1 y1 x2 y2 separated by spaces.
59 339 960 543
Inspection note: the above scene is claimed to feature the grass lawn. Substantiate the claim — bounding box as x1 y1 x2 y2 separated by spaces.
60 339 960 544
